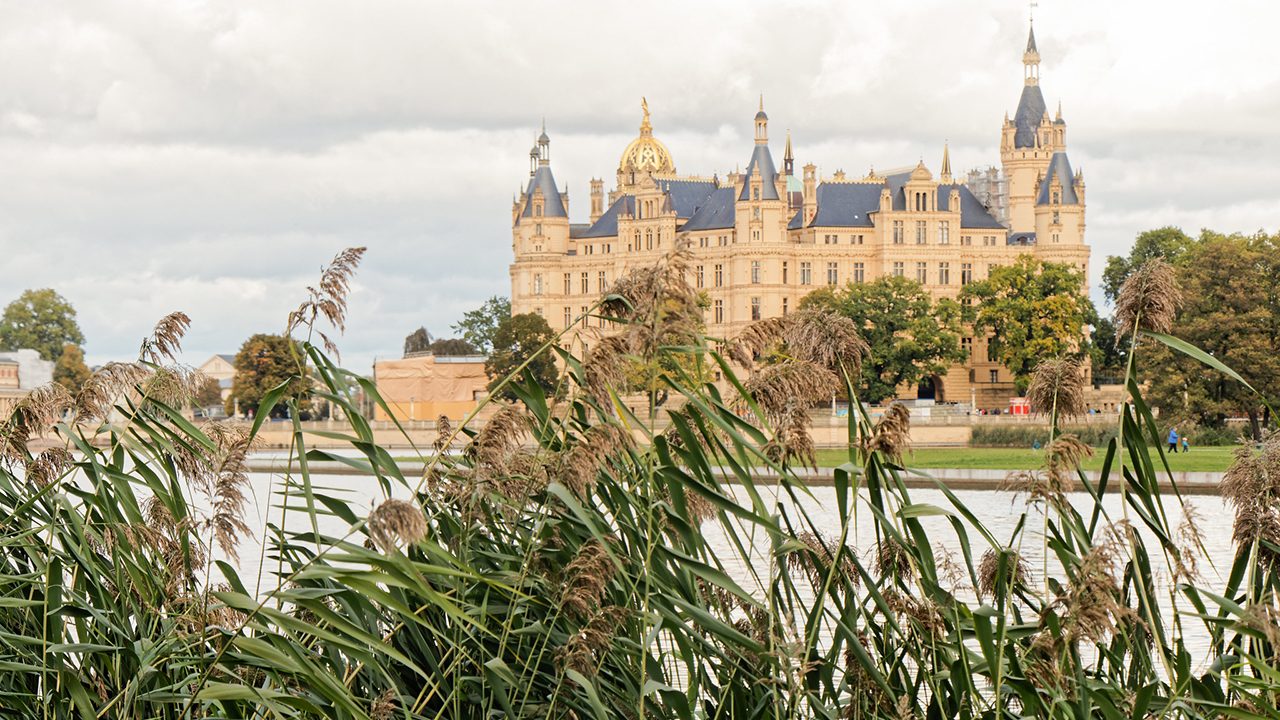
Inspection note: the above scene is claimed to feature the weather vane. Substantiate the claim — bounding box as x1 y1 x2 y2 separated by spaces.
1030 0 1038 23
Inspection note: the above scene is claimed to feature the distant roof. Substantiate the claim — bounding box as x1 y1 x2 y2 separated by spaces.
577 195 634 238
569 222 591 238
1013 84 1047 149
681 187 737 231
657 179 718 218
1009 231 1037 246
808 183 881 227
216 354 236 364
519 165 568 220
792 176 1004 231
738 145 780 201
1035 152 1079 205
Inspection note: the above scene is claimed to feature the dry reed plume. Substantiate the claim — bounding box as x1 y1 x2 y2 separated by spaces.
978 548 1028 599
368 690 398 720
1026 357 1087 419
863 403 911 463
1115 258 1182 337
561 422 632 496
1059 529 1135 644
140 311 192 364
433 414 453 453
1221 432 1280 566
787 531 859 588
367 498 428 552
874 538 915 583
75 362 150 421
557 605 629 677
559 539 616 620
287 246 367 356
727 309 867 374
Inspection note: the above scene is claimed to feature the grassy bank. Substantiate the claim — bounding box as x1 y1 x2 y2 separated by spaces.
814 444 1238 472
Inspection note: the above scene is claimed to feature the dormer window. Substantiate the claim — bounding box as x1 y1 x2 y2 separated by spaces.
1052 190 1060 204
534 203 542 217
752 187 759 201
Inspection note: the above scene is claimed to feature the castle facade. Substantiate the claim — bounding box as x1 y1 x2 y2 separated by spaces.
509 24 1088 408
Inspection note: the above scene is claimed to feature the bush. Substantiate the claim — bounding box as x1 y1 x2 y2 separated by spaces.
970 423 1118 448
1190 424 1242 446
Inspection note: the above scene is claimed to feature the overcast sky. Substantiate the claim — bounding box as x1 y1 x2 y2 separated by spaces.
1 0 1277 371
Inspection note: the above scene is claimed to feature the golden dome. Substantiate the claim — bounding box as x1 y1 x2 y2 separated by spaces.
619 98 675 175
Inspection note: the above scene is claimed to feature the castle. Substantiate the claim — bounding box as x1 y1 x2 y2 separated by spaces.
508 23 1089 409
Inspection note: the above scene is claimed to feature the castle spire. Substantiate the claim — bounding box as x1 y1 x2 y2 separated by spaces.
1023 19 1041 86
783 129 794 176
753 96 768 145
940 141 952 183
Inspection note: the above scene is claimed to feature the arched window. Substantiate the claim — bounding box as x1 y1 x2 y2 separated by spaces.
646 229 653 250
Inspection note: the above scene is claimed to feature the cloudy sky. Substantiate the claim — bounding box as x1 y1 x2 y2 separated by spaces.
1 0 1277 371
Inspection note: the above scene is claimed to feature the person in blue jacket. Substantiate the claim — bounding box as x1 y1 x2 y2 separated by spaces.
1167 427 1179 453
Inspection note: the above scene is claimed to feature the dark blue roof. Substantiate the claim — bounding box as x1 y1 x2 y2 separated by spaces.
794 177 1003 230
738 145 780 201
520 165 567 219
577 195 634 238
808 183 881 227
1036 152 1079 205
1013 84 1047 149
681 187 737 231
1008 231 1037 246
657 179 718 218
788 209 803 230
569 223 591 238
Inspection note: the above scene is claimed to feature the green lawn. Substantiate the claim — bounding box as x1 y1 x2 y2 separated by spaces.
814 445 1238 472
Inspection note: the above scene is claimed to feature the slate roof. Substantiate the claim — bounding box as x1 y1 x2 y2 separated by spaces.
808 183 881 228
576 195 634 238
657 179 718 218
569 223 591 238
519 165 567 219
738 145 780 201
1009 231 1037 246
1035 152 1079 205
1013 83 1047 149
790 176 1004 231
681 187 737 231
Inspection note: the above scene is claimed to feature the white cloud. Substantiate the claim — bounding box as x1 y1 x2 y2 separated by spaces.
0 0 1276 367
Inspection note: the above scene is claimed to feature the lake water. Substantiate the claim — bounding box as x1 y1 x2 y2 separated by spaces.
229 470 1238 664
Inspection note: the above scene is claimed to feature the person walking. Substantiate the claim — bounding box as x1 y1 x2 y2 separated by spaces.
1167 427 1179 453
1181 436 1189 453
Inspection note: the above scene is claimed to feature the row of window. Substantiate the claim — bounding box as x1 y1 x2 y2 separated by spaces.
891 220 952 245
822 234 866 245
540 259 995 296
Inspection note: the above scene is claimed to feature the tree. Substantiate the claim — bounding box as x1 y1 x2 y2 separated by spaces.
52 343 92 393
1101 227 1194 303
959 255 1094 393
801 276 967 404
1089 316 1125 382
227 334 309 418
0 289 85 362
429 337 478 356
403 327 432 356
453 296 511 354
193 375 224 409
1143 231 1280 438
484 312 558 400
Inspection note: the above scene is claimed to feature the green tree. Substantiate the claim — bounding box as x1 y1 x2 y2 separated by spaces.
192 375 224 409
1144 231 1280 438
453 296 510 354
52 343 92 393
0 289 85 362
484 312 558 400
429 337 478 356
1089 316 1125 381
1101 226 1194 303
227 333 309 418
801 276 967 404
960 255 1094 393
403 327 431 356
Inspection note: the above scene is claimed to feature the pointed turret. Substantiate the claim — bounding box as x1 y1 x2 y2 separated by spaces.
1023 24 1040 85
739 101 779 201
783 129 794 176
940 141 953 183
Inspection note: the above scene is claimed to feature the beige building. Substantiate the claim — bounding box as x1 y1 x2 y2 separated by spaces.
509 24 1089 409
0 349 55 416
373 354 490 422
197 354 237 404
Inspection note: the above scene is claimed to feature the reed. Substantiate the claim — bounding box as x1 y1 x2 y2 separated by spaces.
0 248 1276 718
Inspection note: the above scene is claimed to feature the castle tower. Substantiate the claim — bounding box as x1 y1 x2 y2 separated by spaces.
510 123 570 316
940 141 952 184
734 98 788 249
1001 22 1064 233
589 178 604 224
